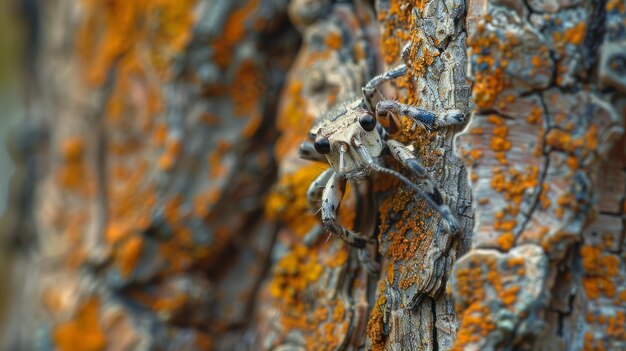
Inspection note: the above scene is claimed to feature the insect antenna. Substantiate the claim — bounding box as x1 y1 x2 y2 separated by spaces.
353 142 457 228
325 232 332 244
370 163 448 218
338 144 348 175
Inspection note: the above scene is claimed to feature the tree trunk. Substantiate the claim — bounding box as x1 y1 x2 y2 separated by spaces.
2 0 624 350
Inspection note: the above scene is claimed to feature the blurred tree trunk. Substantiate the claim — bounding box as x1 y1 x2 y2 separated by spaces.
2 0 625 350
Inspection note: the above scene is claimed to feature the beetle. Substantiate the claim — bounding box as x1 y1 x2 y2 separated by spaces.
298 57 464 270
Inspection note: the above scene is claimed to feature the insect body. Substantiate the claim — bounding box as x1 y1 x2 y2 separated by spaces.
299 61 464 269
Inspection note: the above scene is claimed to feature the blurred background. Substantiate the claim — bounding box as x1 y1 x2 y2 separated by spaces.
0 0 24 335
0 0 22 223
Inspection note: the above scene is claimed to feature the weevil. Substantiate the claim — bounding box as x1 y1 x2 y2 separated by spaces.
299 51 464 271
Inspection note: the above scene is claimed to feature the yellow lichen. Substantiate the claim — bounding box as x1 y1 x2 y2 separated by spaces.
53 298 106 351
367 284 388 351
265 165 325 237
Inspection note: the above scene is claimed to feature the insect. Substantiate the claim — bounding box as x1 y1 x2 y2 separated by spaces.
299 55 464 270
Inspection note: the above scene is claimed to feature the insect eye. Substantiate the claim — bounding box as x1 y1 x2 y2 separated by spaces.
359 113 377 132
314 136 331 154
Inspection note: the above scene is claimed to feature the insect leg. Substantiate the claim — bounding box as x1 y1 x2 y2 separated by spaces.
386 139 427 179
376 100 465 131
354 179 381 274
383 140 459 235
362 64 408 112
355 141 459 235
321 173 373 248
307 168 334 212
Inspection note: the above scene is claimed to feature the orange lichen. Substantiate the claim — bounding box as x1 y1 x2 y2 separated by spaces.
265 243 351 350
526 107 542 125
57 137 92 194
152 123 168 145
472 58 505 108
158 233 197 273
495 220 517 232
581 245 619 276
478 197 490 205
471 16 548 110
157 137 182 171
489 165 540 241
332 300 346 322
583 276 617 299
77 0 195 85
230 59 264 116
452 256 498 350
452 250 535 349
193 187 221 218
72 0 198 292
265 165 325 237
378 190 435 262
531 55 542 67
487 115 511 164
487 115 503 126
115 235 143 277
269 244 323 304
555 22 587 46
152 294 187 316
266 160 358 242
377 0 432 105
496 232 515 251
241 113 263 138
580 244 620 299
369 0 465 344
211 0 259 68
42 288 65 313
523 226 551 244
208 140 231 178
200 112 220 125
367 286 388 351
506 256 524 268
106 164 155 237
53 298 106 351
194 333 214 350
546 129 582 154
452 303 497 350
470 149 483 160
551 21 587 86
501 285 520 305
607 0 626 11
490 166 539 202
325 246 349 268
606 311 626 340
469 127 484 135
275 80 315 160
377 1 413 65
326 31 343 50
164 195 183 225
353 42 367 62
356 7 460 347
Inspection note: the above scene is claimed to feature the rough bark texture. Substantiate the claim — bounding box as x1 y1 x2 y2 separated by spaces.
2 0 625 350
452 0 626 350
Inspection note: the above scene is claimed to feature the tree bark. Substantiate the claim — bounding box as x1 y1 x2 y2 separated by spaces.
2 0 625 350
